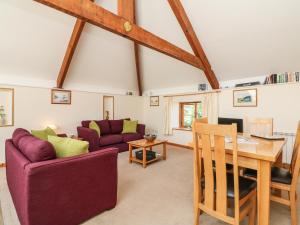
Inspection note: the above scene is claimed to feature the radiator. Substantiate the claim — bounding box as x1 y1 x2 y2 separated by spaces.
273 132 296 164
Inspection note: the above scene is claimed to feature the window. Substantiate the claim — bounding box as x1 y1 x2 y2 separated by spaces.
179 102 203 128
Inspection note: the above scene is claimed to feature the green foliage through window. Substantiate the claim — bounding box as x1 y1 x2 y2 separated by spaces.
180 102 202 128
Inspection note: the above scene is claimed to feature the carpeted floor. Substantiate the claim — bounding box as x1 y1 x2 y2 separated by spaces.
0 146 299 225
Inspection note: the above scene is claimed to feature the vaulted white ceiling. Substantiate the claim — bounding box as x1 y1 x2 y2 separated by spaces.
0 0 299 94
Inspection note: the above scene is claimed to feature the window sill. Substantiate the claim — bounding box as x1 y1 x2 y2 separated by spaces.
173 128 192 132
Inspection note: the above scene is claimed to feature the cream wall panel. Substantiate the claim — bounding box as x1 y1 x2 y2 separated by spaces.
0 86 144 162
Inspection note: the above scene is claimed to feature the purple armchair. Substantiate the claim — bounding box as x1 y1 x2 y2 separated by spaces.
6 128 118 225
77 119 145 152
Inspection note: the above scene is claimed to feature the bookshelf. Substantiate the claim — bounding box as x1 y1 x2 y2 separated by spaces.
221 80 300 91
264 72 300 85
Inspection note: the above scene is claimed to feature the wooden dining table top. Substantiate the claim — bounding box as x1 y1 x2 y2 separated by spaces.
188 133 287 162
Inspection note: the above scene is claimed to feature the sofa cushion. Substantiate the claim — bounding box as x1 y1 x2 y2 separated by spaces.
48 136 89 158
122 120 138 134
31 127 57 141
109 120 124 134
89 121 101 136
97 120 111 135
12 128 31 148
99 135 123 146
18 135 56 162
122 133 143 142
82 120 91 128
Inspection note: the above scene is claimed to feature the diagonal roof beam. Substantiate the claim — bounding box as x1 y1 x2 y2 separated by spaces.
118 0 143 96
57 19 85 88
57 0 94 89
33 0 205 71
168 0 220 89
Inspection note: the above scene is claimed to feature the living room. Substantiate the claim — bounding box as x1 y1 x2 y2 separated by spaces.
1 1 300 225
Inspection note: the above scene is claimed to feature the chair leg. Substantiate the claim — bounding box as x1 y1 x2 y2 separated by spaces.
194 189 201 225
290 193 297 225
248 194 257 225
194 206 200 225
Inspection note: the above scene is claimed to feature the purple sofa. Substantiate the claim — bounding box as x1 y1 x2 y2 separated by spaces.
77 119 145 152
6 128 118 225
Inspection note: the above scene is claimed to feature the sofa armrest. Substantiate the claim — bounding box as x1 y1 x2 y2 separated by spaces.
24 148 118 225
77 126 99 151
137 124 146 136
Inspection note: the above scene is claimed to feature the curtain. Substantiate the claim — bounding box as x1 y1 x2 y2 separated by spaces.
202 92 219 124
164 97 174 135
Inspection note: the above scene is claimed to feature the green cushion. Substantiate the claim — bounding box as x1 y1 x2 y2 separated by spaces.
122 120 138 134
48 136 89 158
31 127 57 141
89 120 100 136
31 130 47 141
45 127 57 136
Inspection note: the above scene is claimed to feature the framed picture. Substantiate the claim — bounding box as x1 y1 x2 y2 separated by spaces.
150 96 159 106
0 88 14 127
233 89 257 107
103 96 114 120
51 89 71 104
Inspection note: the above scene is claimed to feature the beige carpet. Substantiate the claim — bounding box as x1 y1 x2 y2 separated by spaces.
0 146 299 225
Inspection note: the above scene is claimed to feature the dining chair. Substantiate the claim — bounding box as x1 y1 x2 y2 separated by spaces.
244 121 300 225
244 117 273 136
243 117 274 176
192 122 257 225
195 117 208 124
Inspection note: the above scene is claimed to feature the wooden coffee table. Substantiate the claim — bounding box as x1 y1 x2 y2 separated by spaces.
128 139 167 168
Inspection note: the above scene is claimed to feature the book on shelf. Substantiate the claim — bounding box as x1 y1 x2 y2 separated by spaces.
264 72 300 85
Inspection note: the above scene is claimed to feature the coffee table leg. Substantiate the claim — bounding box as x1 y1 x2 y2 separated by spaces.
129 144 133 163
163 143 167 160
143 147 147 168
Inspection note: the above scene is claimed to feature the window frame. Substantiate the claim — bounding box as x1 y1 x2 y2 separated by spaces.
179 101 202 128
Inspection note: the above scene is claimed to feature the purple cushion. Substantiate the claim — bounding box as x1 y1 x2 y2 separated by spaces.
122 133 143 142
18 136 56 162
82 120 92 128
97 120 111 135
99 135 123 146
109 120 124 134
99 143 129 153
12 128 31 148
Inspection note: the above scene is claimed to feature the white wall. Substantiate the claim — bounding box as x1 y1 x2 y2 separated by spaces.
143 95 198 144
144 83 300 147
0 85 144 163
219 83 300 133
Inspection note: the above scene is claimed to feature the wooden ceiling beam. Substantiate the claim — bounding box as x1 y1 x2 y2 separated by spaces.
118 0 134 22
118 0 143 96
168 0 220 89
33 0 205 71
57 0 95 89
56 19 85 88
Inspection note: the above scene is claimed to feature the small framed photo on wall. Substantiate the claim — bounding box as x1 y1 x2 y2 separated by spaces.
233 89 257 107
51 89 72 105
150 96 159 106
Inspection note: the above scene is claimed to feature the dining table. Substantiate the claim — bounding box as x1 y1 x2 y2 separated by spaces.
188 133 286 225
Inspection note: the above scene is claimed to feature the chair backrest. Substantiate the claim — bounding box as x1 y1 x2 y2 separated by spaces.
244 117 273 136
192 122 239 223
290 122 300 178
195 117 208 124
